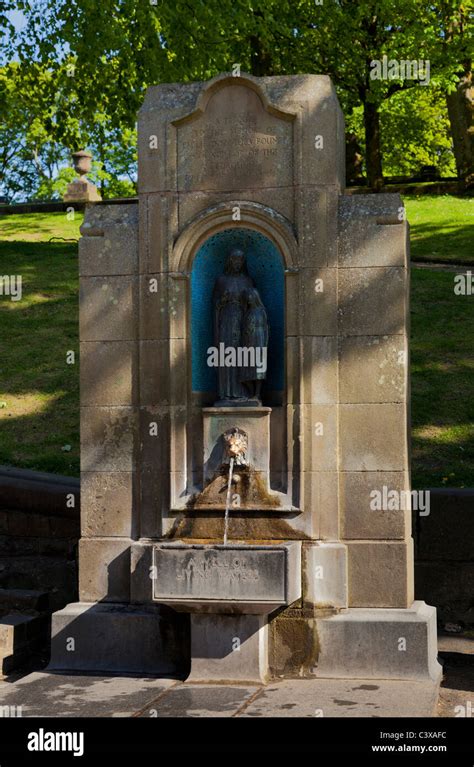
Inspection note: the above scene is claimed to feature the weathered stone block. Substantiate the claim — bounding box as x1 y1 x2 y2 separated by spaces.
80 276 137 341
80 341 136 406
139 467 170 538
49 601 189 674
297 77 345 188
188 613 268 683
299 268 338 336
178 188 295 231
339 335 407 403
294 188 338 268
299 472 339 539
302 336 338 403
137 115 172 194
82 202 137 226
340 471 410 540
139 406 171 472
81 406 137 472
141 193 178 274
316 601 441 681
139 339 187 406
338 212 407 268
300 404 338 471
79 223 138 276
339 404 408 471
152 542 302 613
139 274 187 340
338 267 406 336
78 538 131 602
347 540 414 608
81 471 134 538
304 542 347 608
338 193 404 222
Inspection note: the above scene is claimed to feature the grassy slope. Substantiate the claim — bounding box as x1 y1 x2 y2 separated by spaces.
404 194 474 264
0 211 82 242
0 212 82 474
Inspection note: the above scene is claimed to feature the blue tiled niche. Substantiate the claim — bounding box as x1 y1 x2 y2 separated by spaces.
191 228 284 393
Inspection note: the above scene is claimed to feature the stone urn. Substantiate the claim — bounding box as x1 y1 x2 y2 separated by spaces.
64 149 101 203
72 150 93 177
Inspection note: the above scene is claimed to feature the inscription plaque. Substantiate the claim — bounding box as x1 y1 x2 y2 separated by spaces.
175 84 293 192
153 542 301 614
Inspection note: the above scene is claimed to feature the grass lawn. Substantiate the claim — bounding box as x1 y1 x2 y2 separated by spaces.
0 207 472 486
403 194 474 265
0 211 82 475
0 211 83 242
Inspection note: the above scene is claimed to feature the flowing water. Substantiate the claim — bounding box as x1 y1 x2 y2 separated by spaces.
223 456 235 546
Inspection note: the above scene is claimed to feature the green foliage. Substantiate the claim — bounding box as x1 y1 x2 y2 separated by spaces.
1 1 471 195
346 87 457 178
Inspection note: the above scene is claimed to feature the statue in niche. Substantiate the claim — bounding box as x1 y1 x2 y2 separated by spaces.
212 248 269 406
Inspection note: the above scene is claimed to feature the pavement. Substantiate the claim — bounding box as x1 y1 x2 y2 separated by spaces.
0 672 440 718
0 634 470 718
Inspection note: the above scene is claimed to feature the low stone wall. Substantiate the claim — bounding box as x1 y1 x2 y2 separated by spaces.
0 467 80 612
0 197 137 216
414 489 474 628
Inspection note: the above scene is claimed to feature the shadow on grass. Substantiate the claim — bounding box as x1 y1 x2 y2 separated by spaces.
410 221 474 264
0 241 79 476
411 269 474 487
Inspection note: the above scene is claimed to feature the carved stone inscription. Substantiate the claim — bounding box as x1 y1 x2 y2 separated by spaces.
176 555 260 585
176 84 293 192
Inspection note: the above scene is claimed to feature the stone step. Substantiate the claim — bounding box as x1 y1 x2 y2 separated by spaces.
0 613 48 676
0 555 77 614
0 588 49 615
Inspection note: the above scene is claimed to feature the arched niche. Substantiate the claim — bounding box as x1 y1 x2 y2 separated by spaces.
190 228 285 398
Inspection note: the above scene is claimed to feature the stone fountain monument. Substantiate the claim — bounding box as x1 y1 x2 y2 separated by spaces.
50 73 441 686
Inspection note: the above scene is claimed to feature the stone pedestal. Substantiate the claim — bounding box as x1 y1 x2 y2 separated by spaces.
64 177 101 203
188 614 268 683
49 602 189 675
152 542 301 683
316 601 442 682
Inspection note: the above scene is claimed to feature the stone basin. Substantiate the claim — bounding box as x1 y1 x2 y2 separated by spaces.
152 542 301 614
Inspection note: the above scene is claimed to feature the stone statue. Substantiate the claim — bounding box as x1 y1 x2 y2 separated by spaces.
212 248 269 405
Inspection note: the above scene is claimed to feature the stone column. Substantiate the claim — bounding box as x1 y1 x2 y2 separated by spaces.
49 203 188 674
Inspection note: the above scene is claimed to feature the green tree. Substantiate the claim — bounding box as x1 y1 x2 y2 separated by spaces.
11 0 471 190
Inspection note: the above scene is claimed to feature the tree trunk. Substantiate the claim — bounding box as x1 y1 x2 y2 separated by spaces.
249 10 273 76
446 65 473 190
249 35 273 76
363 99 384 191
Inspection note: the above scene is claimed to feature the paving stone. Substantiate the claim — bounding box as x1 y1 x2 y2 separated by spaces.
137 683 259 717
238 678 439 718
0 672 177 717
